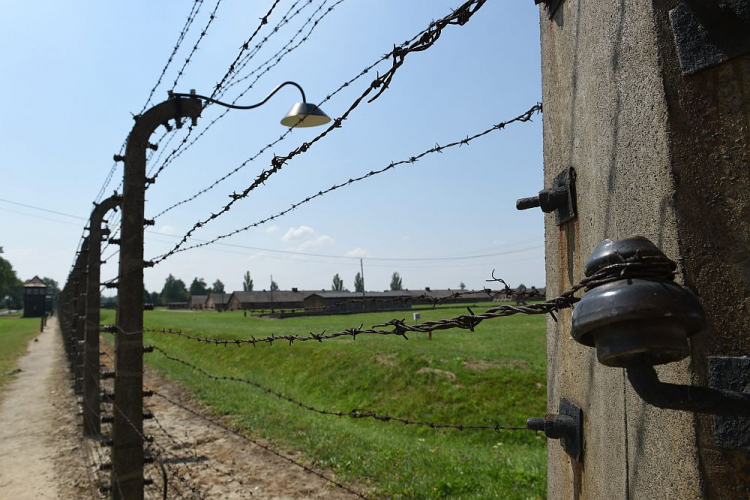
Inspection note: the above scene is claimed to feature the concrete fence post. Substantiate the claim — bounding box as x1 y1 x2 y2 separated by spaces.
74 237 90 395
83 194 121 438
112 96 202 500
538 1 750 497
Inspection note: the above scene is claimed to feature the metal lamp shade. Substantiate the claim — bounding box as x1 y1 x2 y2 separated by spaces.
280 102 331 128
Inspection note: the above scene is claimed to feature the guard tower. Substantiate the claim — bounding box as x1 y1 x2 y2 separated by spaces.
23 276 47 318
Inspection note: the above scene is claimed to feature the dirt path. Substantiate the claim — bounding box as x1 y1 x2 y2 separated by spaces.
0 317 98 499
0 316 365 499
101 347 364 499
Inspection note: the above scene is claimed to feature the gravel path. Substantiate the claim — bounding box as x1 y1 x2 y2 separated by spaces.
0 316 97 499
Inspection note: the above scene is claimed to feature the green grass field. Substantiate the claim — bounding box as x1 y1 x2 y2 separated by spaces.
102 303 547 499
0 315 40 393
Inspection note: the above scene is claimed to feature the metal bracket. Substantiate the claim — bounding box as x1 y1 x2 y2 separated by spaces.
670 0 750 75
709 356 750 448
516 167 577 225
527 398 583 462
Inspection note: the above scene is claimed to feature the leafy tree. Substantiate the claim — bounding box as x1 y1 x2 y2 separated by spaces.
270 280 279 292
189 277 208 296
242 271 253 291
0 247 23 308
354 272 364 293
143 288 151 304
211 279 225 294
150 291 160 306
389 272 403 291
101 295 117 306
160 274 189 303
332 273 344 291
0 247 17 297
41 277 60 302
459 282 466 291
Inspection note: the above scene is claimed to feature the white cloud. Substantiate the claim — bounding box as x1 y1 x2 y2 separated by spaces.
344 247 372 258
247 252 264 261
158 225 175 235
282 225 315 242
264 225 279 233
288 235 334 253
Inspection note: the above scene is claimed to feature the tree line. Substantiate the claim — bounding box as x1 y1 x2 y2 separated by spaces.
139 269 413 305
137 269 484 306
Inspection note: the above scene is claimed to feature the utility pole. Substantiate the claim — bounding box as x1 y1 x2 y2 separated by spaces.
83 194 121 437
270 274 274 313
112 96 202 500
360 258 365 311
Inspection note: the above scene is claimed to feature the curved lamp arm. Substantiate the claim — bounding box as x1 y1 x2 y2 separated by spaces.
171 81 307 109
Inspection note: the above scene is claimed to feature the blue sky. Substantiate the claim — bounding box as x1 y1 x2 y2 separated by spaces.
0 0 544 295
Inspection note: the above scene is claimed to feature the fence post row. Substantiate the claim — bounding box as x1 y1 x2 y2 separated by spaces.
112 96 202 500
74 237 90 396
83 194 122 438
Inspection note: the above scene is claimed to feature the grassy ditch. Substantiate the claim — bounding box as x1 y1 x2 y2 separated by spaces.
0 315 41 392
103 303 547 499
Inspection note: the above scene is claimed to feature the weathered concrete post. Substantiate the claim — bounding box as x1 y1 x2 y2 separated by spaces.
112 96 202 500
83 194 121 437
537 1 750 498
73 243 89 394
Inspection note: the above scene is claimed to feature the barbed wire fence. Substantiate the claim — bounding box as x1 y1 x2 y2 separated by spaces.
51 0 574 498
150 102 541 260
147 0 341 186
149 0 490 266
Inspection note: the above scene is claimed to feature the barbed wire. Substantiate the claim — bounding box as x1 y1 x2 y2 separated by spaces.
150 51 388 222
112 402 206 499
140 0 205 114
148 0 341 188
169 0 225 92
79 405 113 495
215 0 323 100
146 0 290 185
95 140 126 204
207 0 284 102
146 130 180 179
154 102 541 259
117 257 669 345
151 0 489 264
147 405 237 487
151 390 369 499
149 345 528 432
